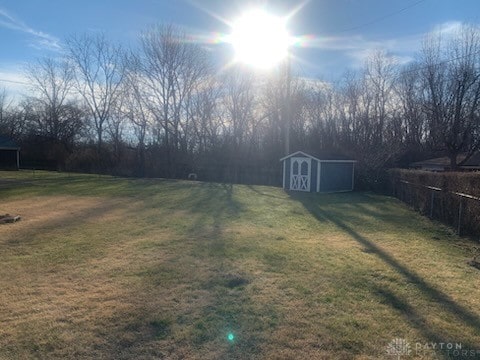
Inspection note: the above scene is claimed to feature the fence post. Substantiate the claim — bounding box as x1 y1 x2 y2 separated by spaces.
412 183 416 209
430 191 435 218
458 198 464 236
401 180 404 202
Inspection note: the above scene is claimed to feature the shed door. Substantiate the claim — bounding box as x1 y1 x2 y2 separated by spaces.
290 157 311 191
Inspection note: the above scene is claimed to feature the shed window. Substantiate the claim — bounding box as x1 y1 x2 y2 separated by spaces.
292 161 299 175
301 161 308 175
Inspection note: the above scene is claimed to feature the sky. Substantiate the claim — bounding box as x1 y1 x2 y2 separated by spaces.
0 0 479 96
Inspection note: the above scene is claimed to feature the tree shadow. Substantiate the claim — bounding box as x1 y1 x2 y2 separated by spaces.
186 182 242 231
374 285 479 358
246 185 287 200
1 198 123 246
184 183 268 357
290 191 480 355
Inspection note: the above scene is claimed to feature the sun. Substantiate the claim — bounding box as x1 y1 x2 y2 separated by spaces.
229 9 291 69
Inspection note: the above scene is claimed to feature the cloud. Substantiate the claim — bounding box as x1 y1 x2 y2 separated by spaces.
313 34 418 68
0 65 29 100
0 8 61 52
302 20 477 69
432 21 464 37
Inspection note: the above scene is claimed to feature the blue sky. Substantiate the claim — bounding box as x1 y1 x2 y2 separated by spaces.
1 0 479 94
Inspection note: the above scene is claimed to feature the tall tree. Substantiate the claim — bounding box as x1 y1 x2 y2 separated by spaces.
139 24 209 176
0 88 15 137
221 66 257 181
364 50 397 146
24 57 83 148
121 53 153 176
66 33 125 152
420 26 480 169
185 74 222 154
395 63 425 147
303 80 338 151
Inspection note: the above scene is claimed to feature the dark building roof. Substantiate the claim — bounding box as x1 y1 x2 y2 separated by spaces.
410 153 480 170
0 135 20 150
463 152 480 167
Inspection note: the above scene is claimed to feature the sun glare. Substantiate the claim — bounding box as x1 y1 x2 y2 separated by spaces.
230 9 290 69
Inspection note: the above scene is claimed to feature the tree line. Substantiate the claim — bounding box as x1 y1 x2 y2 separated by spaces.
1 24 479 187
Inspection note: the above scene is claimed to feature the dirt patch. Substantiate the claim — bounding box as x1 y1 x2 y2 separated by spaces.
223 273 250 288
0 214 21 224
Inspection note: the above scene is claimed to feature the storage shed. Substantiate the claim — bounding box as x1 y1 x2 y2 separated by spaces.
280 151 355 192
0 135 20 170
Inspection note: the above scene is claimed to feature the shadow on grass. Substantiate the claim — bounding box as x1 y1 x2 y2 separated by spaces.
290 191 480 357
246 185 286 200
186 183 270 358
184 183 243 256
0 172 197 200
106 182 266 358
0 197 124 259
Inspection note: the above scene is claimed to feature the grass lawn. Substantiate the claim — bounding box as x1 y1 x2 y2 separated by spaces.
0 171 479 359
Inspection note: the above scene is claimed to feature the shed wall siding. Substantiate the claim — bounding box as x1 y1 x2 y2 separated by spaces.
319 162 354 192
284 158 291 189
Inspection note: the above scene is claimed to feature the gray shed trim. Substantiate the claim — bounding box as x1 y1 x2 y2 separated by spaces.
316 161 321 192
280 151 318 162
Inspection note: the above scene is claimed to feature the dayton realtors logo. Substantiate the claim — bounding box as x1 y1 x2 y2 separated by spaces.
386 338 480 358
386 338 411 359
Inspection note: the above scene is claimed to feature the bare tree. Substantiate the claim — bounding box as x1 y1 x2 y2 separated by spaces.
0 88 15 136
24 57 83 148
66 33 125 153
221 66 257 181
259 70 286 156
364 50 397 146
395 63 425 147
259 65 306 158
337 70 361 147
0 89 27 139
121 53 154 176
107 101 126 162
420 25 480 169
185 74 222 154
222 67 256 150
302 80 338 151
0 88 11 123
139 24 209 176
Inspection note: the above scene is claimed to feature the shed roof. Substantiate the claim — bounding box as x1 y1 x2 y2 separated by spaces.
280 150 355 162
0 135 20 150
